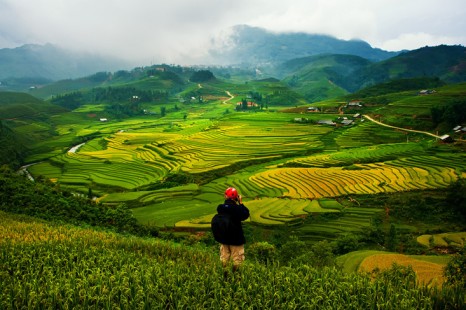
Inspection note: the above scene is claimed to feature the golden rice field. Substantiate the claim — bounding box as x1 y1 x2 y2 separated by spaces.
359 254 448 286
248 162 464 199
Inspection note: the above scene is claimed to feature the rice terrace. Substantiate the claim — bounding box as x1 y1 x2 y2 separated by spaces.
1 42 466 308
23 84 466 233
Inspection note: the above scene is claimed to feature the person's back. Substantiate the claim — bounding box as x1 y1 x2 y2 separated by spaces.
212 187 250 273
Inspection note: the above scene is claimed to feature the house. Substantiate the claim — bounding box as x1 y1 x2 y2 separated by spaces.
419 89 436 95
99 118 108 122
341 119 354 126
236 101 259 108
440 134 454 143
453 125 462 132
317 120 336 126
307 107 320 112
346 101 363 108
294 117 309 123
353 113 361 118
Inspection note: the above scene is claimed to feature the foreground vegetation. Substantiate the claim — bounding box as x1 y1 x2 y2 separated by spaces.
1 211 465 309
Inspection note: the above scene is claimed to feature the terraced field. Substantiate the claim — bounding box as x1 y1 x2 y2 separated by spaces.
27 105 466 237
30 114 331 191
337 250 451 286
173 197 371 229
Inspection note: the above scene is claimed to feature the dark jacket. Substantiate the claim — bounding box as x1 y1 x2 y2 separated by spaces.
216 199 250 245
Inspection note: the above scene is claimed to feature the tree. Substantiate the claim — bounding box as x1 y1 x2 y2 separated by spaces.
309 240 336 267
386 224 398 251
242 99 248 110
444 246 466 289
446 179 466 219
160 106 166 117
189 70 215 83
279 236 308 262
333 233 361 255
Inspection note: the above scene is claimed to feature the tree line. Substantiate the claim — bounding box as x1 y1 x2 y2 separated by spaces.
0 166 157 237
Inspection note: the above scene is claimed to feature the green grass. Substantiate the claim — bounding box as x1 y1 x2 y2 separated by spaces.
3 211 458 309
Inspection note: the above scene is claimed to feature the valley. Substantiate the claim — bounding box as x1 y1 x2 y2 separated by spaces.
1 43 465 308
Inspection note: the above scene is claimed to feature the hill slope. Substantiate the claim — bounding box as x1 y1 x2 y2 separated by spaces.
0 92 68 166
278 54 372 101
279 45 466 100
348 45 466 91
1 210 461 309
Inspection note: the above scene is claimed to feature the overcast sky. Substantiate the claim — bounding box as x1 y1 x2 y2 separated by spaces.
1 0 465 65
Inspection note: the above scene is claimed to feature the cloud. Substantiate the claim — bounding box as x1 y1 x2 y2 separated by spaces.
380 32 466 51
0 0 465 65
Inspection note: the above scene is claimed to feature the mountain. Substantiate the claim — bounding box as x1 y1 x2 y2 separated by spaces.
209 25 398 65
347 45 466 91
0 44 130 82
277 54 372 102
279 45 466 101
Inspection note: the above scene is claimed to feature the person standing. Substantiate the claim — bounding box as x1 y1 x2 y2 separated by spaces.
212 187 250 273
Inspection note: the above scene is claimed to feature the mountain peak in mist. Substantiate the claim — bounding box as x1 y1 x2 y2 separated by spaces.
0 44 130 81
209 25 398 65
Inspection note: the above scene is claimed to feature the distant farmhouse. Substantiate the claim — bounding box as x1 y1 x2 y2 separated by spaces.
317 120 336 126
294 117 309 123
307 107 320 112
340 119 354 126
346 101 363 108
440 134 454 143
237 101 259 108
418 89 436 95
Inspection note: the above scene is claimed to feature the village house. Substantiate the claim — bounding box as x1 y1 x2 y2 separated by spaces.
237 101 259 108
340 119 354 126
317 120 336 126
440 134 454 143
346 101 363 108
307 107 320 112
294 117 309 123
419 89 436 95
99 118 108 122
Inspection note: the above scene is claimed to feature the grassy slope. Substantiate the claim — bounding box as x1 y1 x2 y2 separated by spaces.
1 211 459 309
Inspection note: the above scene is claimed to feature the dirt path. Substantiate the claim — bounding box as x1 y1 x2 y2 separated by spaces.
222 90 235 104
363 114 441 139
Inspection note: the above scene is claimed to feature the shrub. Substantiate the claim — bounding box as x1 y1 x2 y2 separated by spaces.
248 241 277 264
444 246 466 289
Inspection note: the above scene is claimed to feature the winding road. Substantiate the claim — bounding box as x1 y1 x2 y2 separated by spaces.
363 114 441 139
222 90 235 104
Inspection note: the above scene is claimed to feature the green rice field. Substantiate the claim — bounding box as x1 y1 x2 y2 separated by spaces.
25 93 466 241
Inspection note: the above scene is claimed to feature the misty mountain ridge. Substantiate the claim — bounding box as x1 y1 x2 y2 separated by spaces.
0 43 131 82
209 25 399 65
0 25 399 84
1 25 465 102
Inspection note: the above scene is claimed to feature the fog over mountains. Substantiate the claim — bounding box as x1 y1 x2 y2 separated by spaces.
0 25 402 82
209 25 399 65
0 44 131 81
